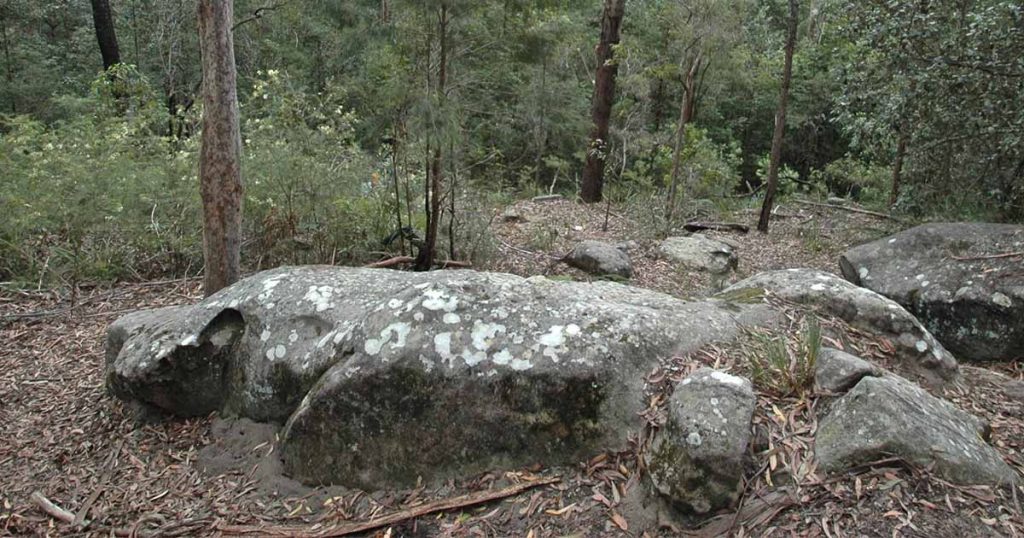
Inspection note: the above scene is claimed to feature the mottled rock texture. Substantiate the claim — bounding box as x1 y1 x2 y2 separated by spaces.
840 223 1024 361
564 240 634 278
659 235 739 275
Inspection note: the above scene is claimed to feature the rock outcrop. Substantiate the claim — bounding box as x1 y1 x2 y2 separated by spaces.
106 266 776 490
816 375 1016 486
564 240 634 279
814 347 881 393
645 369 755 514
839 223 1024 361
718 269 959 383
659 235 738 275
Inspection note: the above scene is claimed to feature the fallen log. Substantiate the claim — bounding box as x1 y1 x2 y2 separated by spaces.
683 222 750 234
364 256 473 269
792 200 906 223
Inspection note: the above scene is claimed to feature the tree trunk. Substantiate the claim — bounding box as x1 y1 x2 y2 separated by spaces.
89 0 121 70
665 51 702 224
580 0 626 204
198 0 244 296
757 0 798 234
890 123 908 208
415 3 448 271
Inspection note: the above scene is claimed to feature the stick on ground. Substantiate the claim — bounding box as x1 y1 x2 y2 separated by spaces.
218 476 561 537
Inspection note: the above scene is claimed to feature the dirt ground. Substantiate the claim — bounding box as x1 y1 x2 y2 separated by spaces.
2 200 1022 537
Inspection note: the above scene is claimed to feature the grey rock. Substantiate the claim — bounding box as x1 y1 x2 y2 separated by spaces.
815 347 881 393
500 207 526 223
106 266 778 490
719 269 958 384
816 375 1016 486
660 235 738 275
840 223 1024 361
646 369 755 514
564 240 633 278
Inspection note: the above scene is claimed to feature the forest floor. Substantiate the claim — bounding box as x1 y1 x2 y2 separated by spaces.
1 199 1023 537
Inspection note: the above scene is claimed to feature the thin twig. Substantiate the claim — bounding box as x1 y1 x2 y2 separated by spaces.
951 251 1024 261
791 200 907 223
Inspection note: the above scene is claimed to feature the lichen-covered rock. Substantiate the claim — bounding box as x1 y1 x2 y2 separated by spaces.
719 269 958 384
816 375 1016 486
106 266 778 490
839 223 1024 361
659 235 738 275
815 348 882 393
645 369 755 515
564 240 633 278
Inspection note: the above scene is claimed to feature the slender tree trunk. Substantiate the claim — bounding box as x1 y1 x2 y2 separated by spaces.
757 0 798 234
390 127 405 256
0 8 15 113
581 0 626 204
416 3 449 271
665 52 702 224
198 0 244 296
890 123 908 208
89 0 122 70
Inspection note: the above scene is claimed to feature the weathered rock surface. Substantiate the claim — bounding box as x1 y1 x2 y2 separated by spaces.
816 375 1016 486
646 369 755 514
106 266 777 489
839 223 1024 361
719 269 959 383
564 240 633 278
659 235 738 274
815 347 881 393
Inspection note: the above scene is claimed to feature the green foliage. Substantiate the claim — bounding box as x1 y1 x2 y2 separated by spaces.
809 156 890 207
748 318 821 397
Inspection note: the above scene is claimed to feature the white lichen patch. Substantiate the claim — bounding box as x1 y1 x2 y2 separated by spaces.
709 370 747 388
915 340 929 353
811 283 826 292
443 313 462 325
434 332 454 365
510 358 534 371
686 432 703 446
288 330 299 343
538 326 566 347
179 335 198 347
992 292 1012 308
471 321 506 351
260 329 271 342
266 344 287 361
492 348 513 366
388 299 403 309
364 322 412 356
304 285 336 312
422 288 459 312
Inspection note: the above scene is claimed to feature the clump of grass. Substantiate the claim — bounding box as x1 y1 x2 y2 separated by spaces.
748 317 821 397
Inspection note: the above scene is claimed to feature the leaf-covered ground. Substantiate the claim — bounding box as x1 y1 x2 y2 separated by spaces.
2 200 1022 537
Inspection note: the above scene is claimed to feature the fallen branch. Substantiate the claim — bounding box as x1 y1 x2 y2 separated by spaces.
31 491 75 525
219 477 560 537
684 222 750 234
791 200 906 223
952 251 1024 261
364 256 473 269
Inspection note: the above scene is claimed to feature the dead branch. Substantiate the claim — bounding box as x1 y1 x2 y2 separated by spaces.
364 256 473 269
791 200 907 223
951 251 1024 261
218 477 560 537
31 491 75 524
684 222 750 234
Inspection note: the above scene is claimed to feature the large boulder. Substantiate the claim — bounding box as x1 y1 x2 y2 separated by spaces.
816 375 1017 486
839 223 1024 361
564 240 633 278
106 266 777 490
659 235 738 275
814 347 882 394
718 269 959 384
645 369 755 514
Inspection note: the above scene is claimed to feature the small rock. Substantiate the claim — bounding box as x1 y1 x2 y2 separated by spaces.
646 369 755 514
659 235 738 275
815 347 881 393
565 240 633 279
500 208 526 223
816 375 1016 486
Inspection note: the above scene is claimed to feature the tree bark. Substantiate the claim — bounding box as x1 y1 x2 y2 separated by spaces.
415 3 448 271
890 122 908 208
198 0 244 296
89 0 122 70
757 0 798 234
581 0 626 204
665 51 702 224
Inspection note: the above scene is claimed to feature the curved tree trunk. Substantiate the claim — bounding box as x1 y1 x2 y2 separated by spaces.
757 0 798 234
581 0 626 204
89 0 121 70
198 0 244 296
